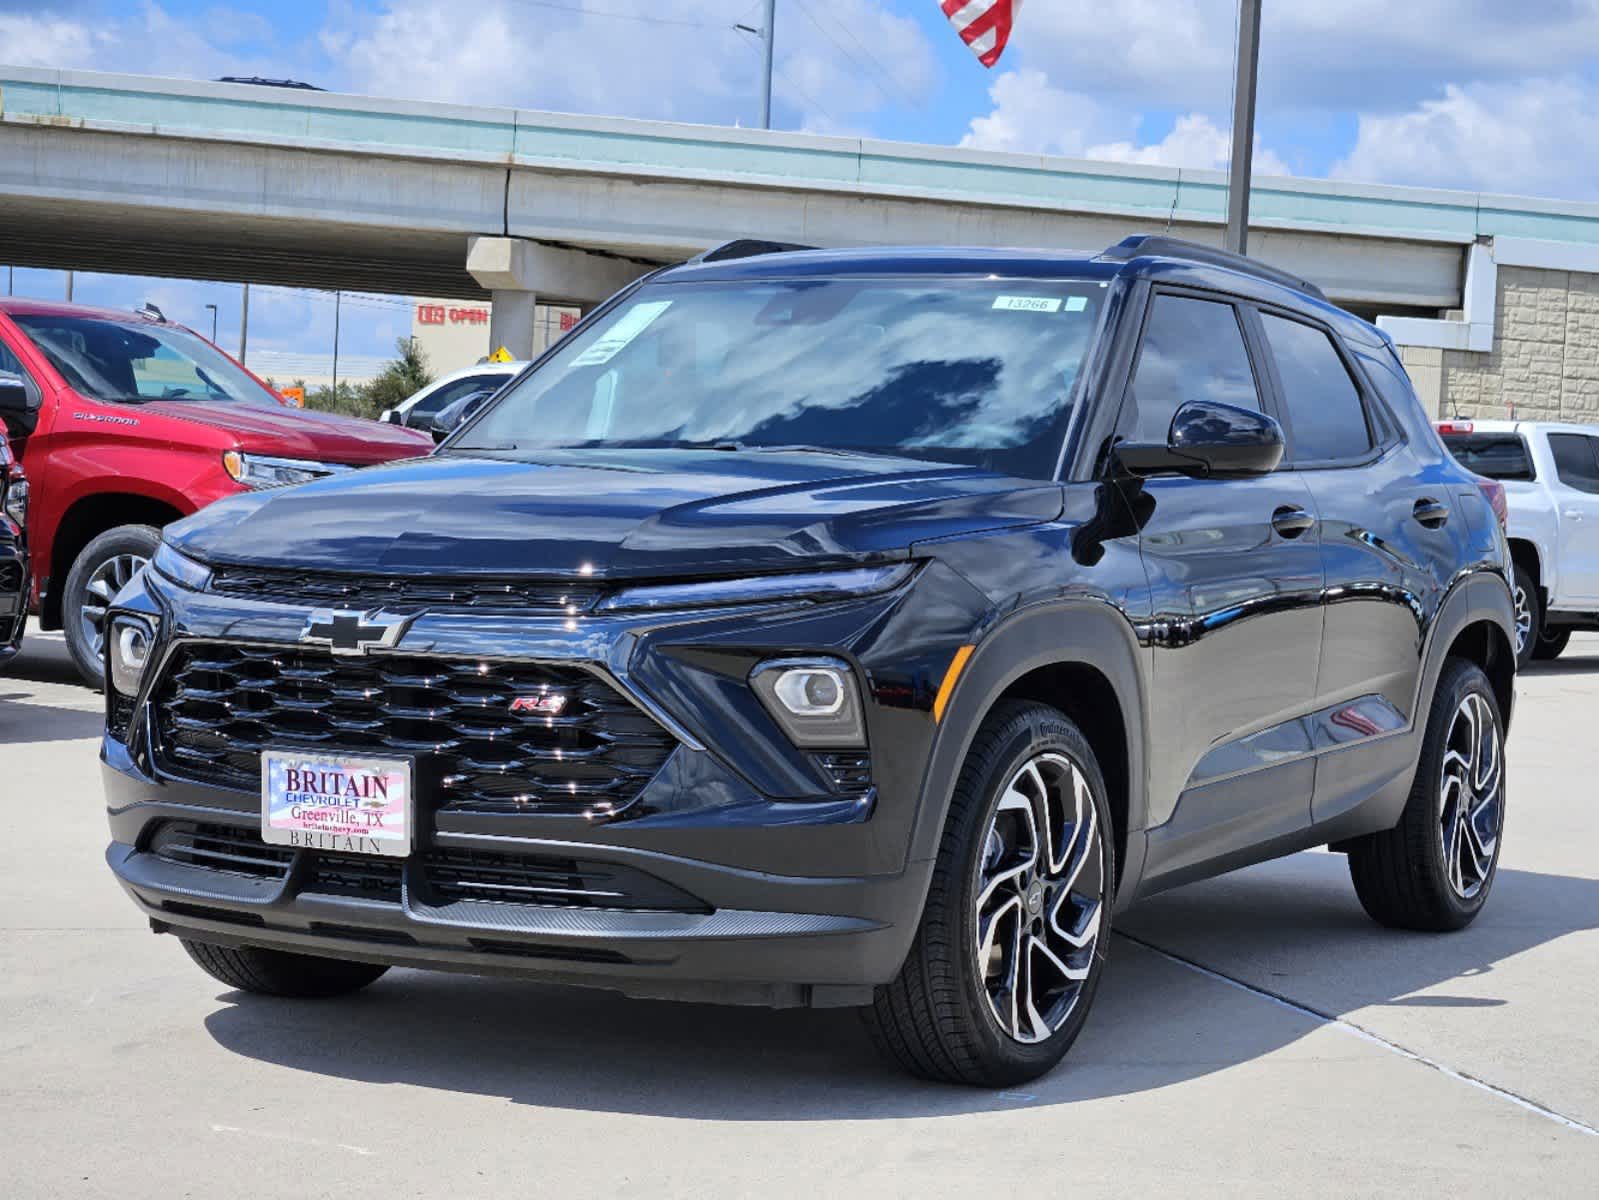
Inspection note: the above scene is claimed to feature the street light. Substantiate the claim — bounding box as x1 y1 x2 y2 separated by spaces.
203 303 218 343
1224 0 1263 256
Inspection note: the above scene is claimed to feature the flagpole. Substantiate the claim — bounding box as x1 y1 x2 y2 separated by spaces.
1224 0 1262 255
759 0 777 130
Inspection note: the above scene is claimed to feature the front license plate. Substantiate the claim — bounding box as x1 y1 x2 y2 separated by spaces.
261 750 413 858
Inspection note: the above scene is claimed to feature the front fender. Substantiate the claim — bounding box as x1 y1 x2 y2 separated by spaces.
903 598 1150 904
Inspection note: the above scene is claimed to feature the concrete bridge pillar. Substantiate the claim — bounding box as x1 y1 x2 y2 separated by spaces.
467 236 646 361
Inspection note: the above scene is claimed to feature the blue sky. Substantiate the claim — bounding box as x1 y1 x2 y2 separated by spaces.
5 1 1599 364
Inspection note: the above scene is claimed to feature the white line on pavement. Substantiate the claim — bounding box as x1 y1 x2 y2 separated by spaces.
1117 931 1599 1139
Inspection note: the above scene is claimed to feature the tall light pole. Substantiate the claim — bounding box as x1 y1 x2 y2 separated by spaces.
204 303 218 343
331 290 342 398
759 0 776 129
239 282 250 364
1224 0 1263 255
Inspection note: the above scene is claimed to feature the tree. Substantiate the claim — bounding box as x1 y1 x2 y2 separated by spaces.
303 338 432 420
362 337 432 413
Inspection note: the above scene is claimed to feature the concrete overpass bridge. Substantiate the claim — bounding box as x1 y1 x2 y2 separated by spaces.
4 66 1599 360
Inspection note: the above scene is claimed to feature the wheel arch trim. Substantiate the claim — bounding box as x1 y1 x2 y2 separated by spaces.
906 598 1149 888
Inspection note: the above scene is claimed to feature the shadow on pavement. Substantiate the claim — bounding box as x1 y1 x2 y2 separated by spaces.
199 854 1599 1115
0 698 105 744
1520 650 1599 675
3 634 88 689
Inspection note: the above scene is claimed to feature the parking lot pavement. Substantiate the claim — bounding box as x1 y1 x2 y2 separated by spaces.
2 633 1596 1198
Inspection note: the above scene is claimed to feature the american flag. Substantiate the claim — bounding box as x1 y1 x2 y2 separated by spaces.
940 0 1023 69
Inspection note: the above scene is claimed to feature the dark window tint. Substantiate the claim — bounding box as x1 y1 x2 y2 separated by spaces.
1440 433 1535 481
0 338 32 385
1120 295 1259 444
406 374 507 425
1355 347 1423 443
1260 314 1372 461
1548 433 1599 494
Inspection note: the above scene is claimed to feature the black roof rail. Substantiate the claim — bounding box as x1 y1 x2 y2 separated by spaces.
1101 235 1326 301
691 239 818 265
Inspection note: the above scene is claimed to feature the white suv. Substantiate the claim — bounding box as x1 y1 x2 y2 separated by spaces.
379 361 525 430
1439 418 1599 664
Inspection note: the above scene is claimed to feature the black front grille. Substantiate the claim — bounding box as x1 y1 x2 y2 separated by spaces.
310 854 403 901
147 821 707 913
207 566 603 614
151 644 677 815
0 561 20 593
150 821 295 879
421 847 707 911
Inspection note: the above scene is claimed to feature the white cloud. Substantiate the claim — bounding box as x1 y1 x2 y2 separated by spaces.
322 0 937 130
1008 0 1599 113
959 70 1129 157
1333 77 1599 200
960 68 1287 175
0 3 279 79
1090 114 1289 176
0 13 111 68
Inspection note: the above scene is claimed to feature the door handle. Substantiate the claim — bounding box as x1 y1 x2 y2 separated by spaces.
1564 508 1585 521
1271 505 1315 539
1413 498 1450 529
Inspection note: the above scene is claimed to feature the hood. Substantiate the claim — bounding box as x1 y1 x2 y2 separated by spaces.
137 401 431 464
167 448 1063 580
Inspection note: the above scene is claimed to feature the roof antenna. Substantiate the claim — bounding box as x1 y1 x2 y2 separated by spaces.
137 302 166 323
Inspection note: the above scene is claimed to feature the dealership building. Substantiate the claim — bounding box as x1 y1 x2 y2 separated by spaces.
5 67 1599 421
409 298 580 374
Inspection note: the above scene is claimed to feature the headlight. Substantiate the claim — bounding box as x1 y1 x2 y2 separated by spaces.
2 474 26 532
222 451 345 490
108 614 159 698
597 563 914 613
751 657 866 748
151 542 212 591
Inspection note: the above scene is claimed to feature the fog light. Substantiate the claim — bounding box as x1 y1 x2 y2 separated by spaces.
751 657 866 748
773 667 845 716
108 615 158 698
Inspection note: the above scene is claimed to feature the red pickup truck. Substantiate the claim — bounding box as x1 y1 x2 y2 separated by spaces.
0 297 431 684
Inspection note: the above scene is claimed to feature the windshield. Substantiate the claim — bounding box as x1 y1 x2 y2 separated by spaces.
453 276 1110 477
10 314 282 407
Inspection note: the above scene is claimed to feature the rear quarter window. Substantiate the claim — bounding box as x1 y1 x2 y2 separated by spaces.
1440 433 1535 481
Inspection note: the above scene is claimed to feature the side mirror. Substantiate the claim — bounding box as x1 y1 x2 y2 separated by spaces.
1116 400 1284 479
0 374 37 440
382 409 401 426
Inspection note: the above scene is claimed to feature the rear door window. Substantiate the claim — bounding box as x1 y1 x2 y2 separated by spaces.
1441 433 1535 481
1548 433 1599 494
1259 313 1373 463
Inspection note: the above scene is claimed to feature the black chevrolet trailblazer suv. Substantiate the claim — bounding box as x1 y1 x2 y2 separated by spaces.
102 237 1516 1085
0 427 26 667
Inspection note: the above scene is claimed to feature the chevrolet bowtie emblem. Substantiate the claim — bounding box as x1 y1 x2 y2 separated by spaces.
300 609 411 656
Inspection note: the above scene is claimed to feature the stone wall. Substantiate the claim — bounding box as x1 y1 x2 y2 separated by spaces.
1402 265 1599 421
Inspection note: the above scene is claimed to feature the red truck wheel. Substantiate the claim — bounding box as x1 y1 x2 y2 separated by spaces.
62 524 162 688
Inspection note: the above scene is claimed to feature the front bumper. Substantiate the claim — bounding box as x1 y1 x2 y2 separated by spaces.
0 545 27 667
97 565 988 1006
104 751 922 1006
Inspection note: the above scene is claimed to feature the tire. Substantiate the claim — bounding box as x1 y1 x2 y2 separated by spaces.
1510 564 1539 669
863 700 1114 1086
1532 627 1571 661
1347 658 1505 932
181 939 389 998
62 523 162 687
